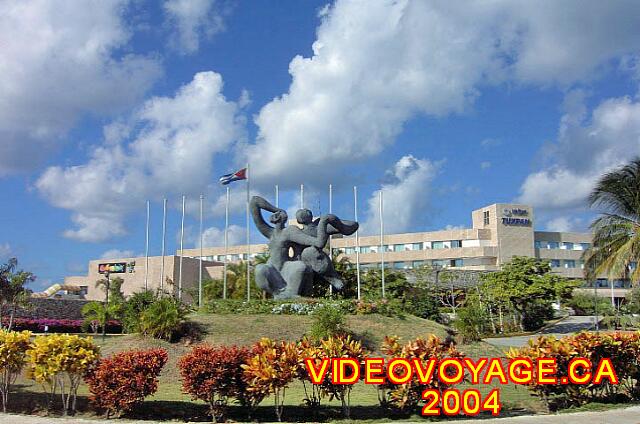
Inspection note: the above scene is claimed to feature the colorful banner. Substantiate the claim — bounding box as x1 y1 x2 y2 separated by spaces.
98 262 126 274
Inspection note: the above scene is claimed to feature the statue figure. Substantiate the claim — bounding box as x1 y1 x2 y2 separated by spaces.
294 208 358 291
250 196 358 299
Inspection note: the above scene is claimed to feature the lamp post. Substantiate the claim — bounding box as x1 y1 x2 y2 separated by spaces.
102 272 110 341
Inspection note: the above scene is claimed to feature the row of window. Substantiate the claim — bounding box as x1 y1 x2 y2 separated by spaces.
536 241 591 251
337 240 464 254
360 259 464 270
548 259 583 269
200 253 259 261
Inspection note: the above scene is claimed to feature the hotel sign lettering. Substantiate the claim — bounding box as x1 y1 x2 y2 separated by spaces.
98 262 127 274
501 208 531 226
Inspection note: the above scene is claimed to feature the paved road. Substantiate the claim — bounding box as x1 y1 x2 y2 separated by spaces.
1 405 639 424
483 316 598 348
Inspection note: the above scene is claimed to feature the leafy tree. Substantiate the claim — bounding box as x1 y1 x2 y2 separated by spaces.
480 257 575 331
121 290 155 333
583 158 640 283
0 258 35 330
309 304 347 340
0 330 32 412
81 302 120 334
453 295 489 342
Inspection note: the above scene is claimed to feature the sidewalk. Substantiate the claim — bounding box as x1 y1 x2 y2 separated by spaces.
1 405 639 424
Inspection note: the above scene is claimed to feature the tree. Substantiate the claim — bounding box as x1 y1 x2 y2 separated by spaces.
0 258 35 330
583 158 640 284
480 257 575 331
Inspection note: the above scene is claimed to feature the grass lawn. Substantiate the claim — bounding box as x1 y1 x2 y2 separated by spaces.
6 313 546 422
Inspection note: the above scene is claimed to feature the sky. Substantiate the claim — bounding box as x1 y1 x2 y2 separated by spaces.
1 0 639 291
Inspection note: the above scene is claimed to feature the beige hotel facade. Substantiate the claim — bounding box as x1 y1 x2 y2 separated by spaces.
63 203 629 303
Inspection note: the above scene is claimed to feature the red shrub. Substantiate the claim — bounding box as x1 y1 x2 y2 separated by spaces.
84 348 168 417
178 344 251 421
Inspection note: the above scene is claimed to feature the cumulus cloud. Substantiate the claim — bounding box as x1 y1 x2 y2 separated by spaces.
480 161 492 170
101 249 135 259
0 0 162 175
193 224 245 247
164 0 224 54
36 72 246 242
518 94 640 210
246 0 640 188
361 155 438 235
0 243 12 259
544 217 584 233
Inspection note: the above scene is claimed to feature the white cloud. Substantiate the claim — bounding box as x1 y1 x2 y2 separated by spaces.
0 0 162 175
480 161 491 170
0 243 12 259
444 224 465 231
361 155 438 235
100 249 135 259
199 224 245 247
544 217 584 233
518 94 640 210
246 0 640 188
36 72 246 242
164 0 224 54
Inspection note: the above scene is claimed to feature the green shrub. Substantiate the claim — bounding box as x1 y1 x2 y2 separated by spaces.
453 299 488 342
522 300 555 331
568 293 615 316
139 297 189 341
309 304 347 340
122 290 155 333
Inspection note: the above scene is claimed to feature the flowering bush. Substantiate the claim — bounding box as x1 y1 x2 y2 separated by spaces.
507 332 640 410
243 338 300 421
26 334 100 415
271 302 321 315
3 318 121 333
298 335 367 418
378 335 466 413
85 349 168 417
178 344 252 422
0 330 32 412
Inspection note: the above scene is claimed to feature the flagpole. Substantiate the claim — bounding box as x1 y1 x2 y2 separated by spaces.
246 163 251 301
300 184 304 209
223 186 229 299
329 183 333 295
144 200 150 291
354 186 361 300
198 194 204 307
379 189 385 298
160 198 167 291
275 184 279 208
179 195 185 300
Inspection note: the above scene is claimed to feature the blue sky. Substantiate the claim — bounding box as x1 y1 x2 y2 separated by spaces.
1 0 639 290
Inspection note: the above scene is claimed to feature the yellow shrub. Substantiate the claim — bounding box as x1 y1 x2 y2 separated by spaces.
0 330 32 412
26 334 100 414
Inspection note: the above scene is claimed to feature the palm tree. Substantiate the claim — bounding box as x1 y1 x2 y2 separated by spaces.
583 158 640 284
0 258 35 329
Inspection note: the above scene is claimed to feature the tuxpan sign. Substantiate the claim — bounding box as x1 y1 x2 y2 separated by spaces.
501 208 531 226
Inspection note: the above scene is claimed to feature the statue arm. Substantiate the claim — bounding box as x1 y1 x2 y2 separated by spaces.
288 216 330 248
324 216 359 236
250 196 278 238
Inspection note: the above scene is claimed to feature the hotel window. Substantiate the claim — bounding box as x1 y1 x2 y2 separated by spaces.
561 242 574 250
393 262 407 269
483 210 490 225
432 241 445 249
579 260 585 269
547 242 559 249
412 242 423 250
564 260 576 268
79 286 88 296
596 278 609 288
534 241 544 249
450 259 463 267
432 259 447 267
550 259 561 268
580 243 591 250
360 246 372 253
393 244 404 252
412 260 425 268
450 240 462 248
345 247 356 254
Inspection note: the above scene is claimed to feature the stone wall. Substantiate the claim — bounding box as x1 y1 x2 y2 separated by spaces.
9 298 91 320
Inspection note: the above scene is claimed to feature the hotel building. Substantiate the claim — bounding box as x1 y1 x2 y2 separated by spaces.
61 203 630 303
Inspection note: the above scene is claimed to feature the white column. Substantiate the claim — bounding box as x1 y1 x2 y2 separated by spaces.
245 163 251 301
178 195 185 300
354 186 361 300
198 194 204 307
223 186 229 299
160 198 167 291
144 200 150 291
379 189 385 298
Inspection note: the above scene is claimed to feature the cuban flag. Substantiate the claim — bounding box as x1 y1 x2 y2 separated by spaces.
219 167 247 185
